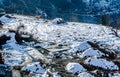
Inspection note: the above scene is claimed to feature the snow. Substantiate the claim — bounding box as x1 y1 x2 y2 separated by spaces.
85 57 119 70
41 72 49 77
21 34 30 38
0 15 13 23
3 50 24 66
1 32 26 66
80 48 105 58
52 72 61 77
66 62 86 74
52 18 65 25
112 73 120 77
78 72 94 77
2 32 47 66
68 42 91 53
22 62 45 74
2 14 120 54
0 14 120 76
2 32 23 51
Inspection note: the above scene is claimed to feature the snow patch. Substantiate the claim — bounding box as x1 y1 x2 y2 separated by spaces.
22 62 45 74
68 42 91 53
80 48 104 58
78 72 94 77
85 57 119 70
0 16 13 23
66 62 86 74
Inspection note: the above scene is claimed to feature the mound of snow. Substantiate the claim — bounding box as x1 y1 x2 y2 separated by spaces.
80 48 104 58
69 42 91 53
52 18 66 25
66 62 86 74
0 15 13 23
22 62 45 74
85 58 119 70
78 72 94 77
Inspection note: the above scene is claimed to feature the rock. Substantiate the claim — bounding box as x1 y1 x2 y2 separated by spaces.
0 53 4 64
0 20 3 25
0 20 3 28
0 35 10 48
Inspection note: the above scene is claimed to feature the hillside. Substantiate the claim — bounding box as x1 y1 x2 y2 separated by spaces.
0 14 120 77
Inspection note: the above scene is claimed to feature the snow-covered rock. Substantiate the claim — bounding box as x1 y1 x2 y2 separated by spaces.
66 62 86 74
22 62 45 74
78 72 94 77
85 57 119 70
52 18 66 25
69 42 91 53
80 48 104 58
0 15 13 23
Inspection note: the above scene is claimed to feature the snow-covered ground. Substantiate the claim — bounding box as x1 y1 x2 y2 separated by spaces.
1 14 120 53
22 62 45 74
0 14 120 77
85 57 119 70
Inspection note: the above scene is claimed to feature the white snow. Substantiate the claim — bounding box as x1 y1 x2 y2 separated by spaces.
78 72 94 77
0 15 14 23
85 57 119 70
52 72 61 77
2 32 47 66
111 73 120 77
52 18 65 25
3 50 24 66
68 42 91 53
22 62 45 74
21 34 30 38
80 48 104 58
1 14 120 54
66 62 86 74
